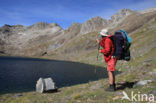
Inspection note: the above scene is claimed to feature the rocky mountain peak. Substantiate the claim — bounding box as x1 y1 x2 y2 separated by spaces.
89 16 105 20
65 23 82 38
110 9 134 23
66 23 82 31
87 16 107 23
79 16 108 34
118 9 133 14
29 22 62 30
0 25 14 36
108 9 134 28
2 24 12 28
30 22 48 29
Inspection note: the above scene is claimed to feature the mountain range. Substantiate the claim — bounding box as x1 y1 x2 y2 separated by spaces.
0 8 156 61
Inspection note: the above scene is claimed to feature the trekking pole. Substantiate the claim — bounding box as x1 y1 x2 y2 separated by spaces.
97 42 100 61
96 35 101 61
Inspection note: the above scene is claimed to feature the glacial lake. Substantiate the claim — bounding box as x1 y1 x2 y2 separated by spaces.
0 56 108 94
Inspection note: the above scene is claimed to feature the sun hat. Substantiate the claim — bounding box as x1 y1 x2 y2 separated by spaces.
100 29 109 36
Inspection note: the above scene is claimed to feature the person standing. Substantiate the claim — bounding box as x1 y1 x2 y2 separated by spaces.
96 29 117 92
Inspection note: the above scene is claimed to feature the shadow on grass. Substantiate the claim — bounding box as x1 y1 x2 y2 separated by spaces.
43 89 60 94
116 81 137 90
0 56 121 94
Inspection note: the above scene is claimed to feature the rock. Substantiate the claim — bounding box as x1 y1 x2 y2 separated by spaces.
41 52 47 56
148 90 156 95
44 78 56 91
36 77 57 93
149 70 156 76
152 70 156 76
87 98 93 102
13 93 23 98
0 51 5 54
144 57 156 63
77 100 81 103
113 96 121 100
36 78 44 93
133 80 152 87
90 82 102 90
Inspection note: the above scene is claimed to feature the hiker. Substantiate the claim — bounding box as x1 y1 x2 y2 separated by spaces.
96 29 117 92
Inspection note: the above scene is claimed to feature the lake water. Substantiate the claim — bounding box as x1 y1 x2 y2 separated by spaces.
0 56 108 94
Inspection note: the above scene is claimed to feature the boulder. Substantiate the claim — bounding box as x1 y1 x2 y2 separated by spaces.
133 80 152 87
36 77 57 93
152 70 156 76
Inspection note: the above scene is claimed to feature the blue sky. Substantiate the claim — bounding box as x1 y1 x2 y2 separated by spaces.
0 0 155 29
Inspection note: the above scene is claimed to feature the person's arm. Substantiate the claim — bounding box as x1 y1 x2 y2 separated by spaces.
100 38 112 56
96 39 100 43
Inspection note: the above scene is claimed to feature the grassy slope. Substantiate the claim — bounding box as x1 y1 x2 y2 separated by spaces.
1 16 156 103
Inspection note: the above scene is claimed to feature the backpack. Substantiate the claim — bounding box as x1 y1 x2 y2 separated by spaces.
111 30 131 61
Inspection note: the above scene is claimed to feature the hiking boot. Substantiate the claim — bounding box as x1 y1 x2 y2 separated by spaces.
105 84 116 92
113 83 116 91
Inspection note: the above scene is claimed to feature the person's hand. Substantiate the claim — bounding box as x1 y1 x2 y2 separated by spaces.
96 39 99 43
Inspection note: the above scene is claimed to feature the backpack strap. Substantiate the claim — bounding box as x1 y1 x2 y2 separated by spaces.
121 29 131 43
120 30 127 40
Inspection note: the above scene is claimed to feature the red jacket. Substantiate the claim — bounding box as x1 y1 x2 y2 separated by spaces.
99 35 114 63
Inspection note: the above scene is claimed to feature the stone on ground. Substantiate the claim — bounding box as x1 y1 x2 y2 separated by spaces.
36 77 57 93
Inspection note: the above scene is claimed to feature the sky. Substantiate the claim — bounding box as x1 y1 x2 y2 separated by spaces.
0 0 155 29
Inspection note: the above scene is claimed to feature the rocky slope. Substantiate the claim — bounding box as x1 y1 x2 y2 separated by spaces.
138 7 156 14
79 16 108 35
108 9 134 29
0 22 64 56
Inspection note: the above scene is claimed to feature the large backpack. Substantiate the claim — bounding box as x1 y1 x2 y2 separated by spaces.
112 30 131 61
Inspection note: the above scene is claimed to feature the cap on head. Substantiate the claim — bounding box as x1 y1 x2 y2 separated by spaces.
100 29 109 36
